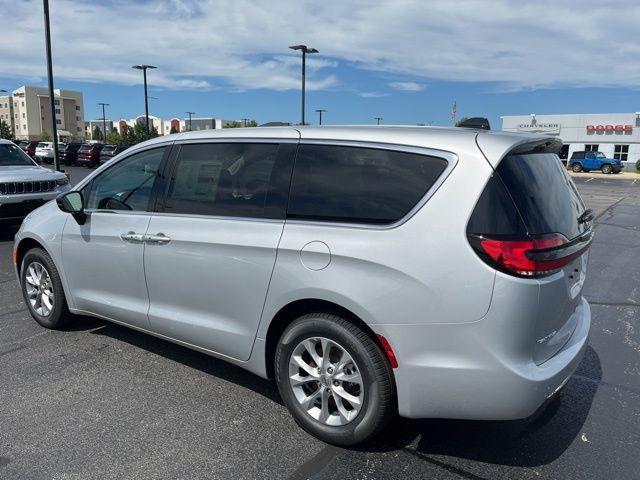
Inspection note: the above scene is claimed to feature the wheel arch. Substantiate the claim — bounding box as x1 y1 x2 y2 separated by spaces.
15 236 48 276
264 298 394 381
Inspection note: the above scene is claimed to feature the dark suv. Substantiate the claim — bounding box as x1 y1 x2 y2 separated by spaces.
59 142 83 166
99 145 128 164
76 143 104 168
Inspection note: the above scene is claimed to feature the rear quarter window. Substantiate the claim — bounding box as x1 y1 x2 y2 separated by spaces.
288 144 448 224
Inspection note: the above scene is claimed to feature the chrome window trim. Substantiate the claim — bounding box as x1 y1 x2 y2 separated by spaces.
174 137 299 145
286 140 458 231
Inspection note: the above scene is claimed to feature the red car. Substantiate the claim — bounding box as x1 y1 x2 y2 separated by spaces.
76 143 104 168
21 141 39 159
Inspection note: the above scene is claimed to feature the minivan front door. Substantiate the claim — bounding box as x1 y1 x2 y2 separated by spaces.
144 141 296 361
62 146 168 329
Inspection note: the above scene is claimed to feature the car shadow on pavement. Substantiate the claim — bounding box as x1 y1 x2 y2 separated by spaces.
88 319 282 405
368 345 601 469
0 222 20 242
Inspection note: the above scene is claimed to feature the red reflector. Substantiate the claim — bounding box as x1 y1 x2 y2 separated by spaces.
377 334 398 368
479 234 571 277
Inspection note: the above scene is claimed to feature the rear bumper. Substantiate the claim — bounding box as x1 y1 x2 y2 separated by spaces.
374 297 590 420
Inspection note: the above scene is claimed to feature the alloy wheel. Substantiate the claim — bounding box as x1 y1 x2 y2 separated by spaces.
288 337 364 426
25 262 54 317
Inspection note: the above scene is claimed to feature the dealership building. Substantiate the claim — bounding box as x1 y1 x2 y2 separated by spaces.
501 113 639 165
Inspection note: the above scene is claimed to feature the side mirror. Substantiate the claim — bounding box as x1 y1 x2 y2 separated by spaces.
56 191 87 224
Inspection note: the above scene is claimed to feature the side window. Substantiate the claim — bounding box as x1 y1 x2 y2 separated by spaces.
288 145 448 224
85 147 165 211
163 143 281 219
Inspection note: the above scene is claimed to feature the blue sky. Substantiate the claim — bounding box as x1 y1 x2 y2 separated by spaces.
1 0 639 128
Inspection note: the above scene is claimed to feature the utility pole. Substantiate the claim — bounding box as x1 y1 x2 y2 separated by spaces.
375 117 383 125
43 0 60 171
186 111 195 131
315 109 326 125
289 45 318 125
242 118 250 127
132 64 157 136
97 102 109 143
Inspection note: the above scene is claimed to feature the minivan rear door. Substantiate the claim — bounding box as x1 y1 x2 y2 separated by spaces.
495 147 592 363
144 139 297 361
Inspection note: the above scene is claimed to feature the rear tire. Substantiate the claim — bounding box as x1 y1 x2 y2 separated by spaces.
571 163 583 173
275 313 395 446
601 164 612 174
20 248 73 329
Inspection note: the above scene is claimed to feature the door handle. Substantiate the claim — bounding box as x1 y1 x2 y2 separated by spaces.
121 231 145 243
144 233 171 245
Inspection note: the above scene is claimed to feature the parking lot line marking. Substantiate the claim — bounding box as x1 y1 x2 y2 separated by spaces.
586 177 594 182
632 179 638 185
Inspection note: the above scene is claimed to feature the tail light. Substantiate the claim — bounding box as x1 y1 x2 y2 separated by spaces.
469 231 593 278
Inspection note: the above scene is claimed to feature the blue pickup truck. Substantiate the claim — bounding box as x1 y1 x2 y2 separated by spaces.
569 151 623 174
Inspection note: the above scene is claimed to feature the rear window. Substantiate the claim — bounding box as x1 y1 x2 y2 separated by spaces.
496 153 587 240
102 146 116 154
288 145 448 224
79 145 91 152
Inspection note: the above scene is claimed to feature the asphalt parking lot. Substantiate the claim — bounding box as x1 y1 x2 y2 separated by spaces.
0 169 638 479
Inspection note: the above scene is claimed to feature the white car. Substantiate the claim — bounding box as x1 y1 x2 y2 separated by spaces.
13 126 592 445
0 139 71 221
35 142 54 163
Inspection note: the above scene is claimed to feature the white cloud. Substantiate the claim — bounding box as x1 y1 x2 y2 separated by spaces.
359 92 389 98
1 0 640 92
388 82 425 92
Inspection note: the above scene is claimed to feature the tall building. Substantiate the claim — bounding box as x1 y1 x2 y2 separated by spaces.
0 94 15 134
9 86 85 141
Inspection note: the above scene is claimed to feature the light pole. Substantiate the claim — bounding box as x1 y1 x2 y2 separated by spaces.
186 111 195 131
289 45 318 126
315 109 326 125
375 117 383 125
242 118 250 127
43 0 60 171
97 102 109 143
132 64 157 136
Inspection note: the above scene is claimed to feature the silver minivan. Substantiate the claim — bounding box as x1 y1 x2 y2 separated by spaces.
14 126 592 445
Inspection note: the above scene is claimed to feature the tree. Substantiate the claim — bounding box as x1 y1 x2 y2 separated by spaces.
0 120 14 140
40 131 52 141
454 117 469 127
170 125 179 134
106 129 121 145
246 119 258 127
92 126 104 142
226 121 242 128
121 125 136 146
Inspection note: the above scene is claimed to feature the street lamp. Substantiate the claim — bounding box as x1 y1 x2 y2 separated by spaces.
315 109 326 125
43 0 60 171
132 64 157 135
242 118 250 127
375 117 383 125
97 102 109 142
186 111 196 131
289 45 318 126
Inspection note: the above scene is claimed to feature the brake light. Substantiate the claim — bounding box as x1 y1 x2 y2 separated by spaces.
474 233 591 277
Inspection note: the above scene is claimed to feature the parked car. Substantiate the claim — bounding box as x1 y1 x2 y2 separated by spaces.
569 151 622 174
76 143 104 168
35 142 55 163
59 142 83 166
14 127 592 446
21 141 39 159
99 144 128 164
16 140 30 149
0 139 71 221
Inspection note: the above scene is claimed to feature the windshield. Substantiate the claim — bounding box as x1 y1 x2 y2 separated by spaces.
79 145 91 152
0 144 36 166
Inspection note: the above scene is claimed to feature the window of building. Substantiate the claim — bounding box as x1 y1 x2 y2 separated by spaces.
54 100 60 106
584 144 599 152
21 102 24 107
76 116 80 121
22 113 25 118
77 127 82 132
75 106 80 111
164 143 281 219
22 124 26 130
288 145 449 224
55 108 61 114
85 147 166 211
56 119 61 125
614 145 629 161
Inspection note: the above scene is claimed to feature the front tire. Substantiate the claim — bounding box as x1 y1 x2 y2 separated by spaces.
275 313 395 446
601 164 613 174
21 248 73 329
572 163 583 173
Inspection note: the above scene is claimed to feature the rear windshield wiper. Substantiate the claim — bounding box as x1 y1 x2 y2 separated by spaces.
578 209 594 224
